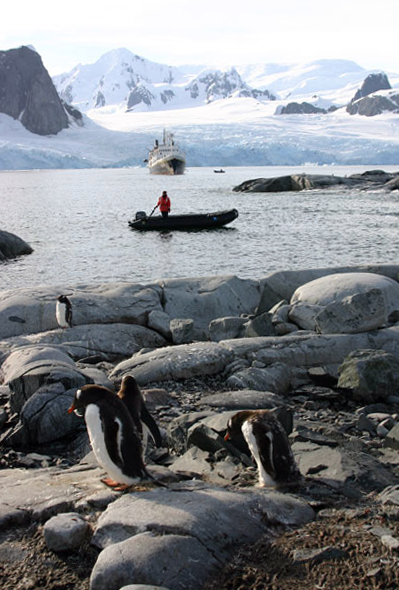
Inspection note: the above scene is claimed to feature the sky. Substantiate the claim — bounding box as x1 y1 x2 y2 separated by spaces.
1 0 398 76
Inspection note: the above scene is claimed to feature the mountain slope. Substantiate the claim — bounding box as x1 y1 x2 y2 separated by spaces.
0 46 71 135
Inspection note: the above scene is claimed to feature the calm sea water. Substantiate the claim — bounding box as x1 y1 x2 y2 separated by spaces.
1 165 399 292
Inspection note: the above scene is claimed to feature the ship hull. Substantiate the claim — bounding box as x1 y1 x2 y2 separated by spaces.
149 156 186 175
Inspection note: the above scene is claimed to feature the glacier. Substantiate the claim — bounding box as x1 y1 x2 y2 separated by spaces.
0 49 399 171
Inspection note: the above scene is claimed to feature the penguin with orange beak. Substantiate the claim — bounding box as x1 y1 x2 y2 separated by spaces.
225 409 301 489
68 384 149 490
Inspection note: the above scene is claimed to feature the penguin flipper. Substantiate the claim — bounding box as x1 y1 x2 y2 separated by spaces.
252 421 277 480
102 416 124 469
140 404 163 447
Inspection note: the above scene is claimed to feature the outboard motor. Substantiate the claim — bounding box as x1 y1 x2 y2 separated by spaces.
135 211 147 221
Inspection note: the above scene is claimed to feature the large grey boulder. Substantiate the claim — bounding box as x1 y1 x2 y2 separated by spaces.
0 230 33 260
226 362 292 393
243 312 275 337
161 275 260 333
147 310 171 339
1 345 92 413
258 265 399 309
1 345 75 381
314 289 387 334
290 272 399 333
169 318 195 344
18 385 83 446
337 349 399 403
209 316 247 342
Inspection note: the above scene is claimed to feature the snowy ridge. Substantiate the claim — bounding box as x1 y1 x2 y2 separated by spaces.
54 49 274 112
1 48 399 170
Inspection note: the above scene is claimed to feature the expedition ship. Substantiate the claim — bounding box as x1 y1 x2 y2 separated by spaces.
146 130 186 175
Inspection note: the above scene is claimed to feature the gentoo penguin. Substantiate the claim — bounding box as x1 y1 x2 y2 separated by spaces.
224 409 301 489
68 384 148 490
56 295 73 328
117 375 163 454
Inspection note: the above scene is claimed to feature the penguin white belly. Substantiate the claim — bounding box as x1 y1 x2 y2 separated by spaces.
85 404 139 485
56 302 68 328
242 421 277 488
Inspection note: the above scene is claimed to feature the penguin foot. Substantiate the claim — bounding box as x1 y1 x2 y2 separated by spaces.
101 477 131 491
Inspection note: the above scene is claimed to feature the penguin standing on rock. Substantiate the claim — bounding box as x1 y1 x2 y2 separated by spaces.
224 409 301 489
56 295 73 328
117 375 163 454
68 384 149 490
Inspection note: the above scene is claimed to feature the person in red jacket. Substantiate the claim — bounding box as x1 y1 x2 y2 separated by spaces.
156 191 171 218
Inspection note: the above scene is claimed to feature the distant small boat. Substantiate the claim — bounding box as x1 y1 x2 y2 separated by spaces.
214 169 225 173
128 209 238 231
146 130 186 175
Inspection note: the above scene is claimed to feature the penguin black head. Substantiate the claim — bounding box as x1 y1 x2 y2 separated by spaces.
57 294 69 304
224 410 254 440
68 384 122 417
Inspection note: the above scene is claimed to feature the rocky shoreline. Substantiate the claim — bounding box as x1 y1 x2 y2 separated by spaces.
233 168 399 192
1 265 399 589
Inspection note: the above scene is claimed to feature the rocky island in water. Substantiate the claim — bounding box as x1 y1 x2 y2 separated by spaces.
1 254 399 589
233 168 399 192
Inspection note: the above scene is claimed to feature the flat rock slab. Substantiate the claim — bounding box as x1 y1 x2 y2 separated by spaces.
293 441 398 497
91 486 314 590
0 462 108 528
0 283 163 339
200 389 285 409
1 323 166 361
111 341 235 383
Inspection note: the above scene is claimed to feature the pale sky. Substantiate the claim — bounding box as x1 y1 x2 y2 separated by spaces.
1 0 397 75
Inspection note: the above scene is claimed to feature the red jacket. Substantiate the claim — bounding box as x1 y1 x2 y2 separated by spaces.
158 195 171 212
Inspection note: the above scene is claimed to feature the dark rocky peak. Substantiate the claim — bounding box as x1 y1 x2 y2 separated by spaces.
187 67 275 103
280 102 327 115
350 72 391 103
0 46 77 135
346 72 397 116
346 91 399 116
127 85 154 110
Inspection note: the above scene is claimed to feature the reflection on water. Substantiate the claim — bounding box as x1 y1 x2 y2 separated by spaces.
1 164 399 291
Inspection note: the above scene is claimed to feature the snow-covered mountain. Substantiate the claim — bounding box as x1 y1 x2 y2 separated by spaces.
54 48 276 112
1 47 399 170
54 49 399 114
